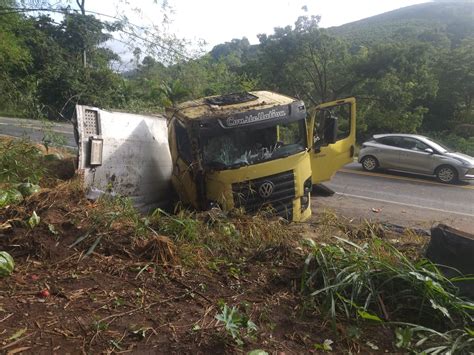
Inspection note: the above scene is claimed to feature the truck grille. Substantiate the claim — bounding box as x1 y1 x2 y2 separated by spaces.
232 170 295 220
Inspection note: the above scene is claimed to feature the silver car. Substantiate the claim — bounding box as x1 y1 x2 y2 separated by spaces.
358 134 474 183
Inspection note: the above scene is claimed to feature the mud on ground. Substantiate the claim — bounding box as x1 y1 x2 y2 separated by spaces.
0 178 426 354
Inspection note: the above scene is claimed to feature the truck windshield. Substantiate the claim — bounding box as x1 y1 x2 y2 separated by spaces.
202 119 307 169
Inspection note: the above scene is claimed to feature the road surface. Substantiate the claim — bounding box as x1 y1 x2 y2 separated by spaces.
315 163 474 231
1 116 473 231
0 116 76 148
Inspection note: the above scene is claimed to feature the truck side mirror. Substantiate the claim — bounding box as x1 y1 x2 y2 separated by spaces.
324 115 338 145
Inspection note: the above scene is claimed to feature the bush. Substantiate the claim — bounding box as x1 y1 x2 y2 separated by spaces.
0 139 45 184
301 238 473 329
424 132 474 156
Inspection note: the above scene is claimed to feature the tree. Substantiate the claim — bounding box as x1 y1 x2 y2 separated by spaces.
438 38 474 123
354 42 438 135
246 16 359 106
0 0 34 115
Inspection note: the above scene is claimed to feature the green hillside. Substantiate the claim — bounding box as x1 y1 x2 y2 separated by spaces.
329 1 474 45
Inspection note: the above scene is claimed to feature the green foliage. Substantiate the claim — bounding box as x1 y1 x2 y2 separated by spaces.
28 211 41 229
0 139 45 184
249 15 357 105
0 9 124 118
436 38 474 123
150 208 200 242
1 0 472 148
329 2 474 46
313 339 333 352
425 132 474 156
301 237 473 328
394 326 474 354
0 188 23 207
0 251 15 277
215 303 257 345
16 182 40 197
354 42 438 135
70 195 148 255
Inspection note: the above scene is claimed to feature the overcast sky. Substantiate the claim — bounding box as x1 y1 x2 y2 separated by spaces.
88 0 429 49
171 0 429 46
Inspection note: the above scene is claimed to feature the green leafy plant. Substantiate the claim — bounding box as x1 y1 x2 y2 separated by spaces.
314 339 334 351
0 139 45 184
215 303 257 345
394 325 474 354
301 237 473 328
0 188 23 207
150 208 200 242
48 224 59 235
93 320 109 331
70 195 148 255
41 120 67 152
28 211 41 229
17 182 40 197
0 251 15 277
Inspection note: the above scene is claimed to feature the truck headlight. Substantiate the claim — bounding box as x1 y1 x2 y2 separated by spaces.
301 194 310 212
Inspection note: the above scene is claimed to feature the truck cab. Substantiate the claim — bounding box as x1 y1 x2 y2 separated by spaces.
166 91 356 222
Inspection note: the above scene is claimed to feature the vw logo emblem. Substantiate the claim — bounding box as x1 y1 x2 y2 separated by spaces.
258 181 274 199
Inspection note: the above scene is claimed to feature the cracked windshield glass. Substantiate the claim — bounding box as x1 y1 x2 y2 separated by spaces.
203 120 306 169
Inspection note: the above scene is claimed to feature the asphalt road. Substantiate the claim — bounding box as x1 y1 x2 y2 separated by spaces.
0 116 76 148
1 116 473 231
316 162 474 231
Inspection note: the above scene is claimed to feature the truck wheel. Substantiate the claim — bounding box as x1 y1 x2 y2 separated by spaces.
361 156 379 172
436 165 458 184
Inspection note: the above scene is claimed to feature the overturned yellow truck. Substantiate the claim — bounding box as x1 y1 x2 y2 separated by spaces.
74 91 355 222
166 91 355 222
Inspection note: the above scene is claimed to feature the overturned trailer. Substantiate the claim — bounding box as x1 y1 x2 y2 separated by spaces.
73 106 173 212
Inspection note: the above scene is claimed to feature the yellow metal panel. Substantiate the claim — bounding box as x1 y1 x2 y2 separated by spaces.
310 97 356 183
205 151 312 222
168 123 199 207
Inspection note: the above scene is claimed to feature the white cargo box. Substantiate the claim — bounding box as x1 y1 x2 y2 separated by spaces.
74 106 173 212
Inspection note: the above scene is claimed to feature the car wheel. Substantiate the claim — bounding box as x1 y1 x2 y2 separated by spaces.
435 165 458 184
361 156 379 172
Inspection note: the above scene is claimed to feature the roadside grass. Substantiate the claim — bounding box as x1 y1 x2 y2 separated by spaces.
148 207 295 267
301 236 474 353
0 138 45 184
0 137 75 207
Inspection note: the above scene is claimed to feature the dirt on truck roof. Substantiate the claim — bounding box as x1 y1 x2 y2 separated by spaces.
168 91 300 121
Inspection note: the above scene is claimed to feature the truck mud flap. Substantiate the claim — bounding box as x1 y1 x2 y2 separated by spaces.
73 105 173 212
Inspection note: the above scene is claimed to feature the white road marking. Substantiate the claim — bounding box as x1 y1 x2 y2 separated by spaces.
334 192 474 218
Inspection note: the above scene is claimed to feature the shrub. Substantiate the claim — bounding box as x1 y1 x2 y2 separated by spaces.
301 238 473 329
0 139 45 184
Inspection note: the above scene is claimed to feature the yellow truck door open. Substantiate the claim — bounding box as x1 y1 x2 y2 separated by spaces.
309 97 356 183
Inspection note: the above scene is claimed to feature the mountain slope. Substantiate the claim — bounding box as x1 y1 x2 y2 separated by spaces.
328 1 474 45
